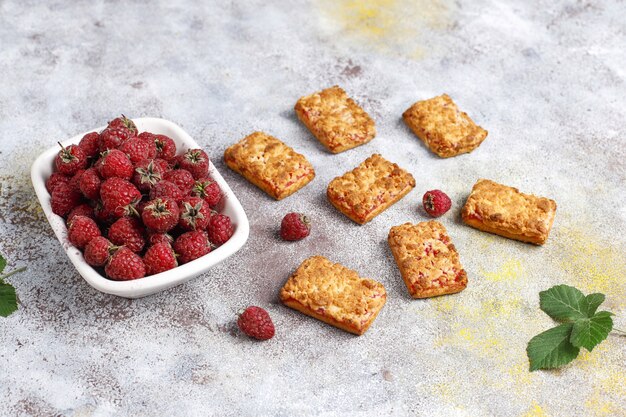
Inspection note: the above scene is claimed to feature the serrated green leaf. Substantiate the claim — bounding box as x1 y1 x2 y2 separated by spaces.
527 323 580 371
0 282 18 317
570 311 613 352
585 293 605 316
539 285 590 321
0 254 6 275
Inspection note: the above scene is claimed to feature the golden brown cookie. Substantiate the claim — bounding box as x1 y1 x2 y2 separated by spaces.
295 86 376 153
280 256 387 335
224 132 315 200
327 154 415 224
461 179 557 245
388 221 468 298
402 94 488 158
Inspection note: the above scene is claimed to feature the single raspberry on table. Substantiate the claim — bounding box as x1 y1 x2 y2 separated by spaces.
206 213 233 246
280 213 311 241
173 230 211 264
154 134 177 162
46 172 71 194
96 149 134 180
105 247 146 280
132 159 167 192
55 143 87 176
84 236 117 267
79 168 102 200
108 216 146 253
51 182 82 217
149 180 184 202
67 203 95 224
178 196 211 230
119 137 152 164
144 242 178 275
142 198 180 233
99 127 132 151
78 132 101 159
177 148 209 179
163 169 195 195
100 178 141 218
237 306 275 341
192 177 221 208
422 190 452 217
107 115 138 137
67 215 101 249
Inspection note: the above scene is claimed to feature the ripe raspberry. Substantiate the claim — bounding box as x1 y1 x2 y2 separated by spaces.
280 213 311 241
100 178 141 218
137 132 158 159
105 247 146 280
149 180 184 202
107 115 138 137
69 169 86 193
206 213 233 246
422 190 452 217
67 215 101 249
108 216 146 253
132 159 167 192
144 242 178 275
94 202 116 225
163 169 195 195
96 149 134 180
84 236 116 267
177 149 209 179
192 178 221 208
237 306 275 341
99 127 132 151
178 196 211 230
173 230 211 264
79 168 102 200
51 182 82 217
67 203 95 224
142 198 180 233
78 132 101 159
154 134 177 162
46 172 70 194
118 137 150 164
147 231 174 246
55 143 87 176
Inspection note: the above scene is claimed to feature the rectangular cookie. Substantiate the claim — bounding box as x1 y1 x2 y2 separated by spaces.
388 221 468 298
280 256 387 335
295 85 376 153
327 154 415 224
461 179 557 245
402 94 488 158
223 131 315 200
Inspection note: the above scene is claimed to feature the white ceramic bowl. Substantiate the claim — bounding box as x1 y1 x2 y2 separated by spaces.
31 117 249 298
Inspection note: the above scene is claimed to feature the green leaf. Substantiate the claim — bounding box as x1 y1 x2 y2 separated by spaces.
527 323 580 371
570 311 613 352
539 285 590 321
0 254 5 275
0 282 18 317
585 293 605 316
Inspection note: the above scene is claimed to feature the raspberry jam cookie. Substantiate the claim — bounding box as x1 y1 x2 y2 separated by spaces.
280 256 386 335
224 132 315 200
388 221 468 298
461 179 557 245
402 94 488 158
327 154 415 224
295 85 376 153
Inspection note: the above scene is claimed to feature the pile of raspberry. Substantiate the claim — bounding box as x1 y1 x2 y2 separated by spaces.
47 115 234 281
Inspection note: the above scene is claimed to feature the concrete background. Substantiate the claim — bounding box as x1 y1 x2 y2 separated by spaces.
0 0 624 416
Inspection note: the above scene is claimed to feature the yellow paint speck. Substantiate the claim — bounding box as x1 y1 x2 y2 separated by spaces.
521 402 550 417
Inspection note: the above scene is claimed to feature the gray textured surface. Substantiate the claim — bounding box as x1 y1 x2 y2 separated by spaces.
1 1 625 416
